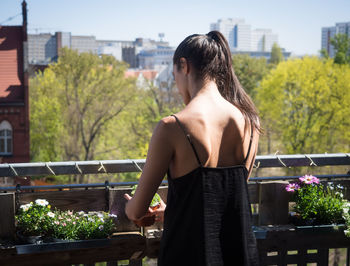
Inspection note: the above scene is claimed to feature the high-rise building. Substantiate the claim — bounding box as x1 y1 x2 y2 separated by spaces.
322 22 350 58
252 29 278 52
210 18 279 53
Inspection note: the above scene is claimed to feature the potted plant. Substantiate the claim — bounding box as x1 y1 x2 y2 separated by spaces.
16 199 117 243
16 199 52 243
285 175 346 228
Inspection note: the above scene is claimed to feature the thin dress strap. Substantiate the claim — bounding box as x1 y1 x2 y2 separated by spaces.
242 123 254 164
171 115 202 166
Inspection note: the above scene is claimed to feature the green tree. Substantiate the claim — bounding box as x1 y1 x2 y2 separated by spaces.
30 48 137 182
256 57 350 155
232 54 269 97
330 33 350 64
320 48 329 59
270 42 284 65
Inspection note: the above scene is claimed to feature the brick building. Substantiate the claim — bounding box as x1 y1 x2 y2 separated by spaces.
0 1 30 163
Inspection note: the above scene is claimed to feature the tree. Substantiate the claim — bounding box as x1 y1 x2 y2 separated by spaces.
320 48 329 59
30 48 137 182
270 43 284 65
256 57 350 155
232 54 269 97
330 33 350 65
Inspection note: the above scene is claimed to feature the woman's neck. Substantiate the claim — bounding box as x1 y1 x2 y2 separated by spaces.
189 79 220 100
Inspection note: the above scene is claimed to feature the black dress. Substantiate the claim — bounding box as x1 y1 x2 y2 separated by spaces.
158 115 260 266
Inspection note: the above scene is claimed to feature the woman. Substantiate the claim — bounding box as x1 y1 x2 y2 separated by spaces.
125 31 260 265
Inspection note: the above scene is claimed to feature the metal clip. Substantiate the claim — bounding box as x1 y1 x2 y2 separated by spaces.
254 161 261 169
75 163 83 174
8 164 18 176
45 163 56 175
132 160 143 172
276 155 289 168
98 162 107 173
305 155 317 166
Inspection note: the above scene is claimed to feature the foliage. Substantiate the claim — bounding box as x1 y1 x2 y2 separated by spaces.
16 199 52 236
256 57 350 154
286 176 345 225
330 33 350 65
30 50 183 183
342 202 350 237
114 81 182 161
232 54 269 97
51 210 117 240
30 48 136 165
270 43 284 65
16 199 117 240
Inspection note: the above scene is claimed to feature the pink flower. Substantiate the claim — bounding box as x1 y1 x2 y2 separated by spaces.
54 221 60 225
299 175 319 184
62 222 67 226
285 183 300 192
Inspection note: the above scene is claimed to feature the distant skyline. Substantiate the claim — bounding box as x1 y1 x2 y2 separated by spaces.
1 0 349 56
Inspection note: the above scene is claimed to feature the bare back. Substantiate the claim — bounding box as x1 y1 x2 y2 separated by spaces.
167 94 259 179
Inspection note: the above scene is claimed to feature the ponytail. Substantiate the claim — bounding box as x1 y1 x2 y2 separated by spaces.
174 31 261 133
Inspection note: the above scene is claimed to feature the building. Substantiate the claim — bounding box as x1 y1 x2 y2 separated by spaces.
231 50 291 61
137 46 174 69
28 32 98 65
28 32 175 70
0 1 30 163
210 18 281 55
252 29 278 52
322 22 350 58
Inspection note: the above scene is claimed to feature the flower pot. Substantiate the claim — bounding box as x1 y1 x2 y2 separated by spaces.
16 231 43 244
295 224 346 234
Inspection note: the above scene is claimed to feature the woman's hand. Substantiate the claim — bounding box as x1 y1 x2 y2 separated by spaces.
151 197 166 222
124 193 166 226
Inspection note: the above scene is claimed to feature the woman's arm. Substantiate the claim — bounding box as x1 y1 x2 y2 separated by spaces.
125 117 174 221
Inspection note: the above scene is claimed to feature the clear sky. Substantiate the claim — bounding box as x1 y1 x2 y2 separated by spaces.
1 0 349 56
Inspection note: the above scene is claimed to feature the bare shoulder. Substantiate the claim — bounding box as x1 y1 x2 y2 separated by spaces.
152 115 177 139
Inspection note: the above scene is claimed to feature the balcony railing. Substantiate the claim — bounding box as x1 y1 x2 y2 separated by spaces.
0 153 349 266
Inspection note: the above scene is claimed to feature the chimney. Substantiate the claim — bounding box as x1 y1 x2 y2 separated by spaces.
22 0 27 41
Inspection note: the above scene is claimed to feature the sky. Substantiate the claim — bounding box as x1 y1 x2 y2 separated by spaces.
1 0 349 56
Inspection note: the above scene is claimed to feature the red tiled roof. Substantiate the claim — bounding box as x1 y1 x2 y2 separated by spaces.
0 26 24 102
125 69 158 80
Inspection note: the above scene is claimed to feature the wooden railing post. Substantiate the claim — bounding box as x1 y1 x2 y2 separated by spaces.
0 193 15 240
258 181 290 225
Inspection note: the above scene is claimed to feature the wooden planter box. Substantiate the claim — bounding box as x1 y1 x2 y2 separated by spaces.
2 180 350 265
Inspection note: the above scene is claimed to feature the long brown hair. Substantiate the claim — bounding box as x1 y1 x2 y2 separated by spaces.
173 31 261 133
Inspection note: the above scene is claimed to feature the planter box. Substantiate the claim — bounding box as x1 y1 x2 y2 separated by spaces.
295 224 346 234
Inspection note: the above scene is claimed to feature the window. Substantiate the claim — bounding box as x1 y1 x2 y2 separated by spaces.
0 121 12 155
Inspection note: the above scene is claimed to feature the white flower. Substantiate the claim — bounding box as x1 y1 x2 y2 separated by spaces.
88 217 94 222
97 213 104 218
47 212 55 218
99 225 104 231
100 218 104 223
20 203 32 212
108 213 117 218
35 199 49 206
78 211 85 216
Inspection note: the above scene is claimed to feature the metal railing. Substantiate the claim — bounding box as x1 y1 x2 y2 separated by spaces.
0 153 349 191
